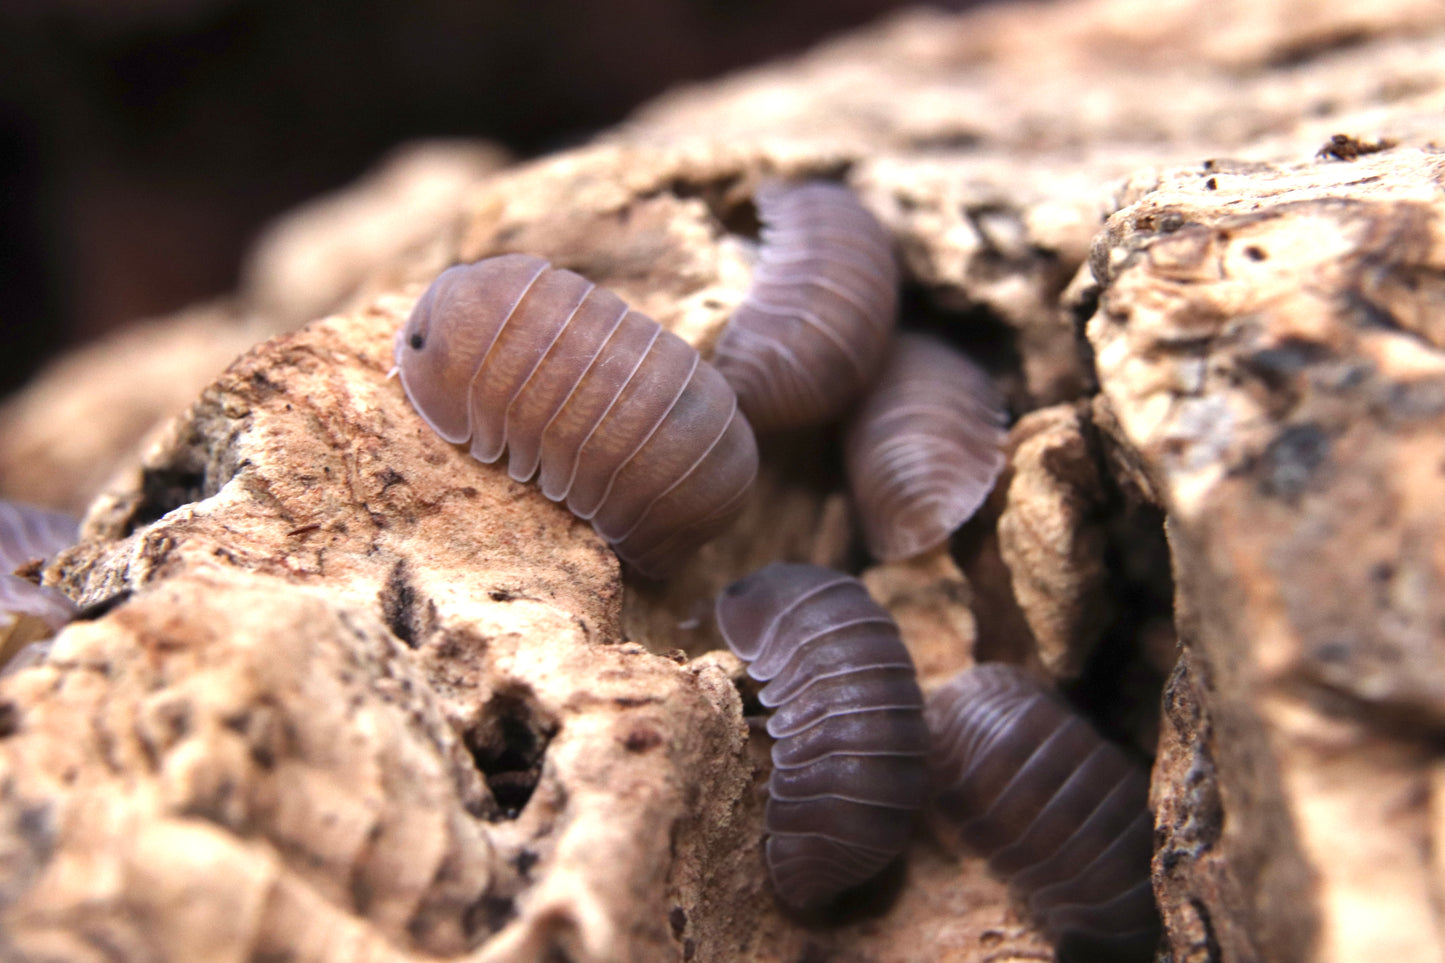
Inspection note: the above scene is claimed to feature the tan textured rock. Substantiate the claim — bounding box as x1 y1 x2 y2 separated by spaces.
996 403 1110 679
1090 147 1445 962
862 550 980 692
2 0 1445 959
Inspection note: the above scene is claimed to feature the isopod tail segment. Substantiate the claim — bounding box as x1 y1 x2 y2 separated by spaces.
393 254 760 578
926 664 1161 963
715 562 929 911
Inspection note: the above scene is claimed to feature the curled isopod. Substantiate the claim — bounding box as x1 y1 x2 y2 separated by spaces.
845 332 1006 561
927 663 1159 962
713 181 899 432
394 254 759 577
0 499 80 675
715 562 929 910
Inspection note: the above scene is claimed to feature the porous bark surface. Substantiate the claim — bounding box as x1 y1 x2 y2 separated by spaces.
3 0 1445 960
1092 148 1445 963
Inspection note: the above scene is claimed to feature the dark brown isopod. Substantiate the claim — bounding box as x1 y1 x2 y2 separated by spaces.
0 499 79 675
394 254 759 577
845 332 1006 561
713 181 899 432
927 664 1159 962
715 562 929 910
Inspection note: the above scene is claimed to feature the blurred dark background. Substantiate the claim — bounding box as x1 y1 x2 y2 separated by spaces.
0 0 979 398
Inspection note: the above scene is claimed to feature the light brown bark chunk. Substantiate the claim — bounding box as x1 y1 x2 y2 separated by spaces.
3 0 1445 959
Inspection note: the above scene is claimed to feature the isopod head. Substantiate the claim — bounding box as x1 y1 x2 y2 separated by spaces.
394 254 549 444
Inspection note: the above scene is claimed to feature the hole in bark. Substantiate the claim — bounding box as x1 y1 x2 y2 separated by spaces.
721 194 762 240
622 725 663 752
898 283 1030 411
1066 483 1174 757
130 464 209 529
1257 422 1331 501
729 671 766 719
73 589 134 621
1238 336 1332 387
465 894 517 937
380 560 426 649
666 163 859 240
651 171 757 236
465 689 556 819
1137 208 1187 234
1189 897 1223 963
124 416 239 533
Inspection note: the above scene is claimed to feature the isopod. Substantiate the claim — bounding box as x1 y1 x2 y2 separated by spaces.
715 562 929 910
394 254 759 576
845 332 1006 560
0 499 79 675
713 181 899 432
927 663 1159 962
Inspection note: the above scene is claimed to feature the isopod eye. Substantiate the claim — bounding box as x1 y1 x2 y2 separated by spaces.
722 576 754 597
409 333 425 351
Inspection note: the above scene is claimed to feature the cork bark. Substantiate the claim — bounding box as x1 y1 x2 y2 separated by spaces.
4 0 1445 960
